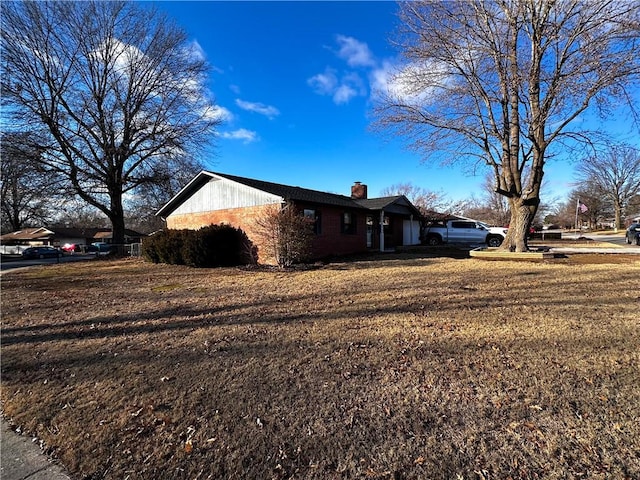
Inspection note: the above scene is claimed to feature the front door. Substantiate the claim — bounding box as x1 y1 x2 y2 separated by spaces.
366 216 373 248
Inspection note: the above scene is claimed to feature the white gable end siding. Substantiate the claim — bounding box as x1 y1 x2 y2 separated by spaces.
171 178 283 215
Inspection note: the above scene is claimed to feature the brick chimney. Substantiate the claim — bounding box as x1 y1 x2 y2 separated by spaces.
351 181 367 200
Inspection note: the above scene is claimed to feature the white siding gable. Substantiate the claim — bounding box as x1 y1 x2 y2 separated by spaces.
171 177 283 215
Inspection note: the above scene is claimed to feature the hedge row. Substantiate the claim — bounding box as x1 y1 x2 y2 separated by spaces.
142 225 257 268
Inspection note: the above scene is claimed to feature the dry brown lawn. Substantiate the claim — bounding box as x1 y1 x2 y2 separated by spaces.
1 253 639 480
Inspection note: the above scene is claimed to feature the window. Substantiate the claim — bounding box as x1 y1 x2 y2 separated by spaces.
304 209 321 234
451 221 475 229
342 212 356 234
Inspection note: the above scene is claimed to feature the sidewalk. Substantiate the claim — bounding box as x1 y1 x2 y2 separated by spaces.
549 246 640 254
1 417 70 480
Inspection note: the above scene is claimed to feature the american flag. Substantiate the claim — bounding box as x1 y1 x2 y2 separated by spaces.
579 202 588 213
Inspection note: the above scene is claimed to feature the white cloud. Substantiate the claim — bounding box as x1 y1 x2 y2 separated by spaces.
310 34 448 107
307 35 376 105
92 38 146 76
370 60 396 98
235 99 280 119
333 84 358 104
207 105 234 122
371 60 445 106
335 35 376 68
307 68 366 105
307 68 338 95
185 40 206 63
220 128 258 143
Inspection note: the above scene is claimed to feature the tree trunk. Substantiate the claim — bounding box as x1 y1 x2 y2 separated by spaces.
108 191 126 250
614 200 623 231
9 182 22 230
110 214 126 249
9 205 22 231
500 199 536 252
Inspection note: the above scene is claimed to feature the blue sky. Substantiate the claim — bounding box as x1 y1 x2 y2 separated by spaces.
153 1 632 205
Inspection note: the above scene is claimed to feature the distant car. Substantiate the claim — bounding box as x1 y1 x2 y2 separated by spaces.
21 246 62 259
87 242 117 255
625 223 640 245
61 243 82 252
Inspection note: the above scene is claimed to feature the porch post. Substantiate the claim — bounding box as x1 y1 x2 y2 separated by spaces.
410 214 414 246
379 210 385 252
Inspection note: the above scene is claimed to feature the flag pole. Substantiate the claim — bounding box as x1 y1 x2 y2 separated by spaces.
574 198 579 239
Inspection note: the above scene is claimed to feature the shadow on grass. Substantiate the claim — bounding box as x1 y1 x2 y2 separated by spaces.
3 265 637 348
320 247 471 270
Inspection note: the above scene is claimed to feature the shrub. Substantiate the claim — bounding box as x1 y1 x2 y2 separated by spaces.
142 229 186 265
253 203 314 267
183 224 257 267
141 233 161 263
142 225 256 268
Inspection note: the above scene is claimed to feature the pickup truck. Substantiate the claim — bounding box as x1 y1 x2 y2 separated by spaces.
424 219 507 247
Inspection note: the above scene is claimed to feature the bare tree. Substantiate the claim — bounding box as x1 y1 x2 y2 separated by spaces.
0 132 60 231
375 0 640 251
463 174 553 227
1 1 220 245
575 144 640 230
381 182 451 214
628 194 640 219
571 185 610 230
53 200 110 230
476 174 511 226
125 155 203 233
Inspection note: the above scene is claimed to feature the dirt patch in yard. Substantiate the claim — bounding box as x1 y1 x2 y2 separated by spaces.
1 255 639 479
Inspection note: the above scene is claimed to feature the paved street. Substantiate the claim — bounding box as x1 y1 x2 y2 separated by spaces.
0 254 98 273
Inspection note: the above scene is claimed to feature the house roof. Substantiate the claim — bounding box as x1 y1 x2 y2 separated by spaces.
356 196 423 217
0 227 146 243
51 227 108 239
157 171 424 218
0 227 54 241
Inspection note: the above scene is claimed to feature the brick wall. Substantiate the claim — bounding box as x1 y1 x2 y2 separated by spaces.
308 205 367 259
166 203 369 264
166 204 276 263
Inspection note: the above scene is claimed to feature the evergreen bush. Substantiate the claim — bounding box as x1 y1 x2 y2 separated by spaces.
142 225 256 267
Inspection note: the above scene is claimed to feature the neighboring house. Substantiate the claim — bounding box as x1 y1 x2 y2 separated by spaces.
156 171 423 262
0 227 55 247
0 227 145 252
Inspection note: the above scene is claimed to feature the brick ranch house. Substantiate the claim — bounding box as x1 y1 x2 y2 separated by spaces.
156 171 423 263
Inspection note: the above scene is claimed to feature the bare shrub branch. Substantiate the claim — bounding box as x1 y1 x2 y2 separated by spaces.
253 203 314 267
